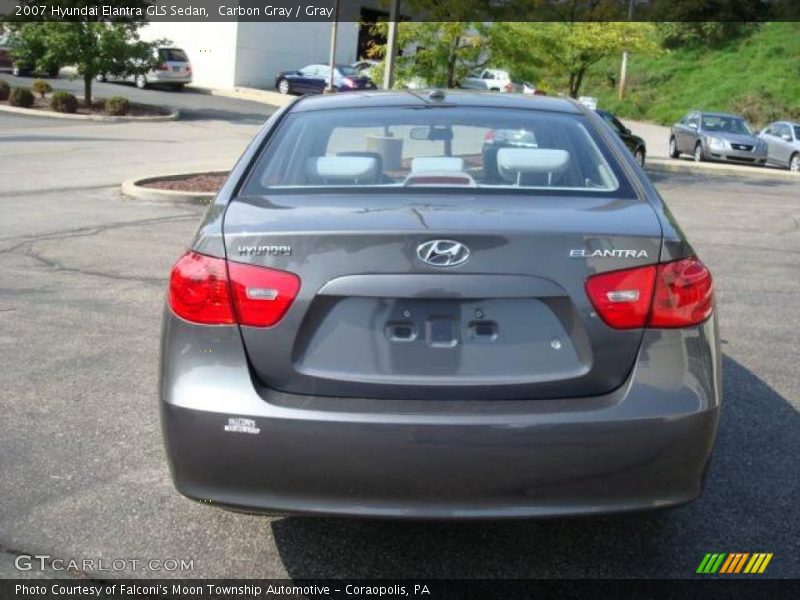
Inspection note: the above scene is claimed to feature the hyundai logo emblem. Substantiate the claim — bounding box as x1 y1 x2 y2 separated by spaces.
416 240 470 267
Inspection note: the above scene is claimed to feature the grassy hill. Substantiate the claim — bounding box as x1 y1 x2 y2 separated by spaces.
585 22 800 127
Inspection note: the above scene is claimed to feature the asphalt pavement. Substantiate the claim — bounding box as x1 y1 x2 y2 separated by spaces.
0 102 798 579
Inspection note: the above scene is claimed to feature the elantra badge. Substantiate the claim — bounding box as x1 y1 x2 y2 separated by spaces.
417 240 470 267
570 249 648 259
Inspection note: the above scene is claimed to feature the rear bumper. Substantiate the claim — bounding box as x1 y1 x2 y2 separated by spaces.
148 72 192 85
160 311 721 519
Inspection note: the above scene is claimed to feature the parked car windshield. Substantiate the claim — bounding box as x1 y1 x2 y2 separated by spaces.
336 65 359 77
243 106 627 196
701 115 752 135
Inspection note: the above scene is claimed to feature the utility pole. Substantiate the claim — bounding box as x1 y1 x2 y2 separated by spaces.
326 0 340 93
618 0 635 101
383 0 400 90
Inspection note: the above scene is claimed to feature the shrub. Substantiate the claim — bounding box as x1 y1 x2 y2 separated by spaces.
104 96 130 116
9 87 35 108
50 91 78 114
31 79 52 98
0 80 10 101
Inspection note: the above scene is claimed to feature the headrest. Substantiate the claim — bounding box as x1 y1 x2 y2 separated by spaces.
497 148 570 184
306 156 379 182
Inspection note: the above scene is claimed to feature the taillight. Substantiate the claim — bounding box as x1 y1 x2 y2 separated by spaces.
168 252 235 325
504 82 512 92
156 63 168 71
586 264 656 329
586 257 714 330
168 251 300 327
649 257 714 327
228 262 300 327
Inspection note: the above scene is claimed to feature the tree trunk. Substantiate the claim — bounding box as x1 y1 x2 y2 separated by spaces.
568 68 586 99
446 36 460 89
84 74 92 107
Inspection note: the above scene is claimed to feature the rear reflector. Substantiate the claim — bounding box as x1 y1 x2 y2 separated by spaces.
586 257 714 330
649 257 714 328
168 252 235 325
168 251 300 327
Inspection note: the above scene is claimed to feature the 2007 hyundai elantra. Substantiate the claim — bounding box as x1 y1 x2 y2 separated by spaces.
160 90 720 519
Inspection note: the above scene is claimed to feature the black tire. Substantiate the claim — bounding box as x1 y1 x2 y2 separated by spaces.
694 142 705 162
668 137 680 159
790 153 800 173
634 148 646 167
47 67 60 79
171 84 184 92
277 78 290 95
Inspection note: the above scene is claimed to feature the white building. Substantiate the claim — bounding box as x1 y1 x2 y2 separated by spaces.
142 11 386 91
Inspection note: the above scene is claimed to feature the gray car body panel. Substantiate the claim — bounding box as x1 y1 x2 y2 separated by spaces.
161 91 720 518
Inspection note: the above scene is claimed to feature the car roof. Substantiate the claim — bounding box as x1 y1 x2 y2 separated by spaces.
290 90 582 114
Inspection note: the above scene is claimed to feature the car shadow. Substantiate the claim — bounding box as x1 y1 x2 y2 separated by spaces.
269 354 799 578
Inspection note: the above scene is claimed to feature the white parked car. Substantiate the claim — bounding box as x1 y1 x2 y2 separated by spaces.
459 69 522 93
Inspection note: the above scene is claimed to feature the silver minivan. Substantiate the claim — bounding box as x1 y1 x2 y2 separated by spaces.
102 47 192 91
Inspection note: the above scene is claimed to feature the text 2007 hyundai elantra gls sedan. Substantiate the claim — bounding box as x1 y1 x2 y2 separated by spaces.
160 91 720 519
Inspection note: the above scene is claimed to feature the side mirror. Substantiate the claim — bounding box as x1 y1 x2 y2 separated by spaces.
689 122 699 130
781 134 792 142
623 127 632 135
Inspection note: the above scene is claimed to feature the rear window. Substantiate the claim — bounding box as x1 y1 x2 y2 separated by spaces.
159 48 189 62
242 106 632 196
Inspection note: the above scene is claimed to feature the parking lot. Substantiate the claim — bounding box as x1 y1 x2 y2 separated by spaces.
1 98 798 578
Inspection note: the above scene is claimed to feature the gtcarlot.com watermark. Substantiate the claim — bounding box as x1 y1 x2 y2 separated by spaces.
14 553 194 573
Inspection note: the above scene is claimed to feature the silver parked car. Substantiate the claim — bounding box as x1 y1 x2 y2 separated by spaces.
161 91 720 519
102 47 192 91
669 111 767 165
759 121 800 172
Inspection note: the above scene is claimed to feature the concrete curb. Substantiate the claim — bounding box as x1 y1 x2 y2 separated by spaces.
645 158 799 181
188 84 292 108
121 172 222 204
0 102 180 122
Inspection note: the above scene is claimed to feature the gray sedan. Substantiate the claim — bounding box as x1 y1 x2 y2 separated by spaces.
759 121 800 172
669 111 767 165
160 91 720 519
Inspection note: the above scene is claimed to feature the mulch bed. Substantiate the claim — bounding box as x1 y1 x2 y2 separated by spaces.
141 172 228 193
0 94 171 117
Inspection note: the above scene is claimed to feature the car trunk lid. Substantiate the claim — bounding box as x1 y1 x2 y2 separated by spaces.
222 192 662 400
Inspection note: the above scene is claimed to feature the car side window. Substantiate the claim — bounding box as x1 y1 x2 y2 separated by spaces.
482 71 494 80
299 66 315 77
777 124 791 139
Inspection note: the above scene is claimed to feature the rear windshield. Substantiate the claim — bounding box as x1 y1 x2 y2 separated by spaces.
159 48 189 62
242 106 633 196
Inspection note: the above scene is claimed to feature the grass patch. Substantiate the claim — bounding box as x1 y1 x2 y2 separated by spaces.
584 22 800 127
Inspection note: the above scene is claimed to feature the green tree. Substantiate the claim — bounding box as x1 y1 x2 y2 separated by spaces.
7 2 164 106
490 22 660 98
369 22 487 89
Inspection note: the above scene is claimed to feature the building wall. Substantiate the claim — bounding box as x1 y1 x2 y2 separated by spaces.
233 22 360 90
141 22 239 90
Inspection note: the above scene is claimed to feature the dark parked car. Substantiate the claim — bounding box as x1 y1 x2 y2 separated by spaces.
669 111 767 164
0 35 13 71
596 109 646 166
759 121 800 172
161 91 719 519
275 63 376 95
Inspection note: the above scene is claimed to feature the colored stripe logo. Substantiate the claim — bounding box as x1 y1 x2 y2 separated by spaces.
697 553 773 574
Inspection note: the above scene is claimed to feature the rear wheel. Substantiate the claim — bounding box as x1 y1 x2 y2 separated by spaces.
278 78 290 95
135 74 147 89
634 148 646 167
668 137 680 159
694 142 705 162
790 153 800 173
